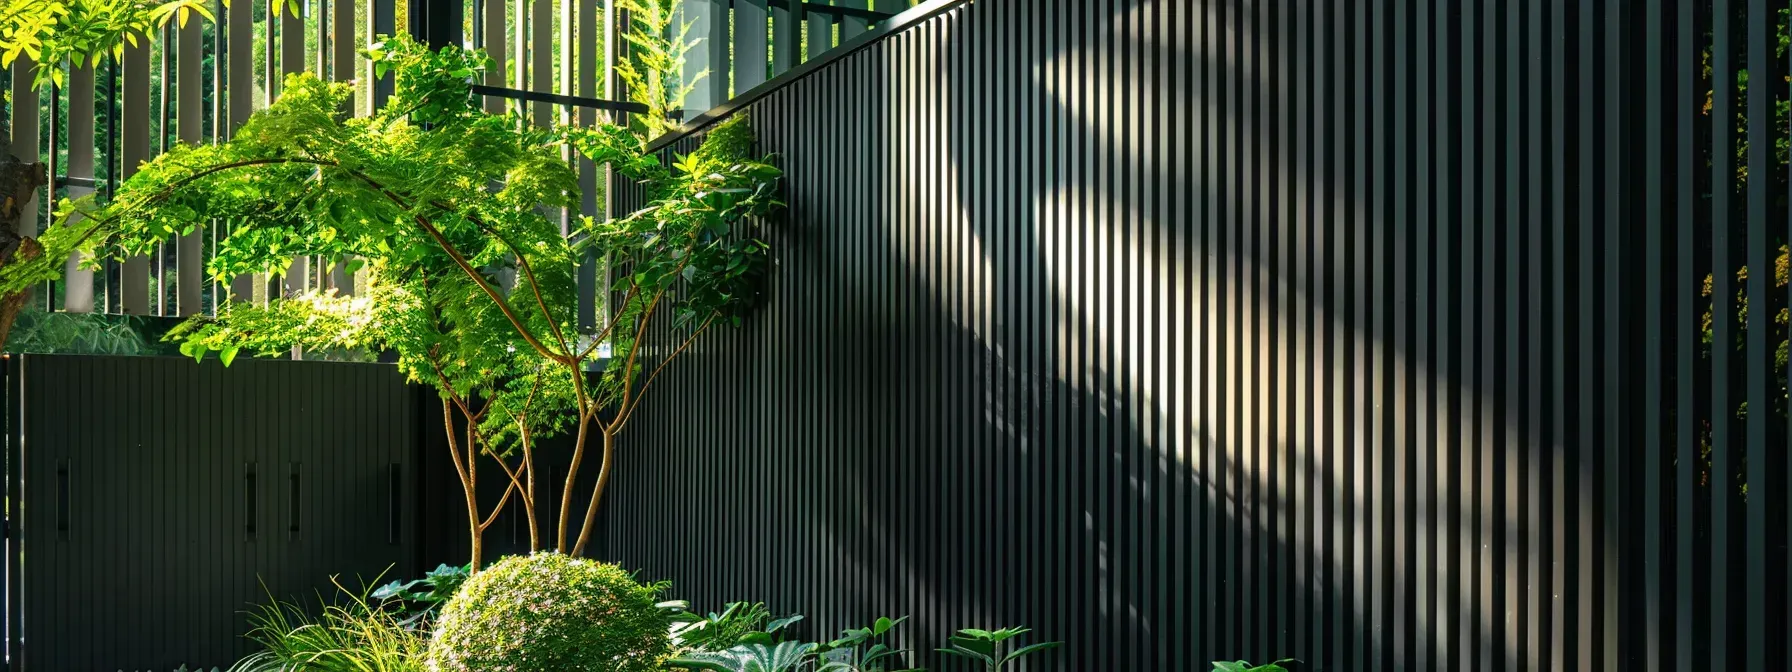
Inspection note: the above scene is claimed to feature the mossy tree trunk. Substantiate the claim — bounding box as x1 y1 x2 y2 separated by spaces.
0 153 46 349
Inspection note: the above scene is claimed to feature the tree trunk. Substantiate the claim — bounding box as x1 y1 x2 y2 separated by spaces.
466 421 482 571
522 430 539 551
0 153 47 348
571 429 615 557
470 525 483 572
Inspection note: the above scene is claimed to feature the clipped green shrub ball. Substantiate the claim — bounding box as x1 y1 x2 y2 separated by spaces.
427 552 671 672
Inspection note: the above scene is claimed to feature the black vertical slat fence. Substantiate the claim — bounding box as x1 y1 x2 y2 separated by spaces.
605 0 1792 670
2 354 419 671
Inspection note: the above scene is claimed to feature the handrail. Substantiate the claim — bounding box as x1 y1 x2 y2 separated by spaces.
790 1 898 22
470 84 652 115
647 0 974 152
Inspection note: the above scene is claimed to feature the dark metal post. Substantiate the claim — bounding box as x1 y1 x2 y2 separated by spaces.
372 0 397 107
411 0 463 50
3 357 21 672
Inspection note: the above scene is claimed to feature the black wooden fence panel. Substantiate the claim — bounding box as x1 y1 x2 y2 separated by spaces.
606 0 1792 670
3 354 419 671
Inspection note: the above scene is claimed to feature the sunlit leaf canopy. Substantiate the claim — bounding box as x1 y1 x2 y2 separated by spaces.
0 0 283 89
0 33 782 458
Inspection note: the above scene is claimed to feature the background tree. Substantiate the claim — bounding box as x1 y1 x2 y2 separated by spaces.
612 0 703 140
0 33 780 569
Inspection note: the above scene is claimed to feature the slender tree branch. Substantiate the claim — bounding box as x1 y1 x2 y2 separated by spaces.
570 430 614 557
437 396 470 488
614 269 677 418
339 170 564 361
518 421 541 550
492 367 547 548
578 280 639 360
480 456 525 531
614 312 714 431
54 153 565 363
439 395 482 569
557 390 594 552
23 157 331 275
564 251 691 552
450 206 575 360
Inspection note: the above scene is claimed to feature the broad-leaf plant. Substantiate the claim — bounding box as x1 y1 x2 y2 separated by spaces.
0 33 782 569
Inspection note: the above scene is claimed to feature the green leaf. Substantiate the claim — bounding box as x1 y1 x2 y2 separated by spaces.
766 614 804 634
371 579 417 601
218 345 239 367
937 645 994 666
1000 641 1060 663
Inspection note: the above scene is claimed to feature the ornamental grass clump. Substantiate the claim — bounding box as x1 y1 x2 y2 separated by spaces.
427 552 671 672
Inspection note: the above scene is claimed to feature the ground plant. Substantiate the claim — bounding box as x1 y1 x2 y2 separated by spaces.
372 562 471 626
427 552 672 672
668 601 804 652
935 627 1059 672
1211 660 1298 672
227 578 428 672
2 305 156 354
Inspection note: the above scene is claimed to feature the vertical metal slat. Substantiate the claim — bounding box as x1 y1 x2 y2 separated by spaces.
120 42 151 314
177 12 205 316
62 64 97 313
736 0 770 92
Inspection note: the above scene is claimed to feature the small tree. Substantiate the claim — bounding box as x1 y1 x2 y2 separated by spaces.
0 34 781 568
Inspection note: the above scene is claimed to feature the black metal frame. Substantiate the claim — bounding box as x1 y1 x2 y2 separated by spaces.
783 0 895 23
649 0 964 151
470 85 650 115
4 356 20 670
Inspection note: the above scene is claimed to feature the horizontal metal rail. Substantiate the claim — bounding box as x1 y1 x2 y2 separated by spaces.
787 1 896 22
470 84 651 115
650 0 968 151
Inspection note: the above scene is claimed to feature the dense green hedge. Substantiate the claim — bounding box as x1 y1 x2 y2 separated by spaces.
428 553 671 672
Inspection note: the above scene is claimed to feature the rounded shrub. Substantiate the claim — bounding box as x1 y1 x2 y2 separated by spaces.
427 552 671 672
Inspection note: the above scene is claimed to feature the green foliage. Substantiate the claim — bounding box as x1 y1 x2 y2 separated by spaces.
3 305 155 355
672 642 816 672
1 29 777 458
566 113 782 367
613 0 707 139
427 552 672 672
1 0 253 89
372 562 470 621
1212 660 1298 672
669 601 806 652
0 28 778 561
936 627 1058 672
665 609 916 672
813 616 912 672
227 579 428 672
